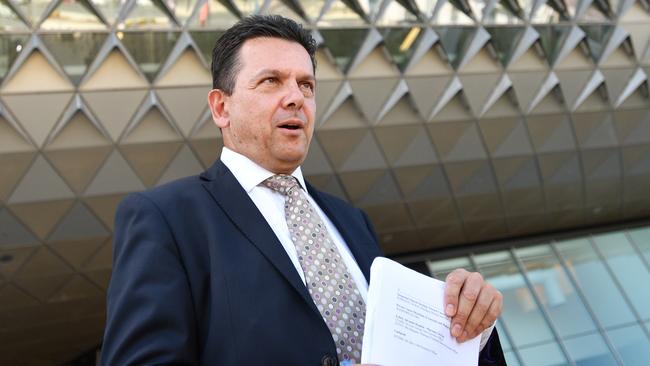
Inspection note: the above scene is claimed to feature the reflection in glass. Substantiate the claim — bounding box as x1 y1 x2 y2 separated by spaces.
517 341 569 366
563 333 617 366
504 350 521 366
554 238 636 328
414 0 437 18
606 325 650 366
120 31 181 80
319 28 368 71
13 0 50 24
301 0 327 23
436 26 476 69
92 0 124 25
0 34 29 83
375 0 420 26
582 25 614 63
189 31 224 62
232 0 265 16
530 2 564 23
426 256 474 280
495 321 512 351
474 251 556 347
187 0 238 29
485 26 524 66
318 0 368 26
40 0 107 30
40 32 108 85
627 227 650 268
515 245 598 338
535 25 570 66
482 0 524 25
169 0 200 24
0 1 28 31
262 0 306 22
379 27 424 71
120 0 175 29
431 1 475 25
592 233 650 320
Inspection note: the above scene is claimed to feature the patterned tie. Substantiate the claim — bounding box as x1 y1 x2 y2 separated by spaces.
263 174 366 364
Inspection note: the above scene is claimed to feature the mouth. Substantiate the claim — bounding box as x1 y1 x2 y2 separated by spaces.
277 119 305 130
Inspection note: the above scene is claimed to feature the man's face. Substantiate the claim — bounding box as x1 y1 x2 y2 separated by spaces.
209 37 316 174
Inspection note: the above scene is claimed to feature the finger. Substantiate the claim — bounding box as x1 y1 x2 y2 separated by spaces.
467 291 502 339
444 269 469 317
459 284 494 342
451 272 483 338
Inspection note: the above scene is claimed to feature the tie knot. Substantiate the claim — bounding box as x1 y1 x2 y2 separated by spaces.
262 174 300 195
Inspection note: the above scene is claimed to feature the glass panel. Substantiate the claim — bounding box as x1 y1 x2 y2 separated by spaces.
504 350 521 366
301 0 327 23
40 0 107 30
495 321 512 351
375 0 420 26
262 0 306 22
119 0 175 29
0 0 29 31
170 0 200 25
515 245 598 338
518 342 569 366
474 251 556 347
232 0 265 16
319 29 368 72
120 31 181 81
554 238 637 328
535 25 571 66
318 0 367 26
436 26 476 69
431 2 475 25
0 34 29 84
92 0 124 25
606 325 650 366
187 0 239 29
563 333 617 366
485 26 525 67
483 0 524 24
40 32 108 85
592 232 650 320
415 0 437 18
13 0 50 24
581 25 614 63
379 26 424 71
189 30 224 62
628 227 650 265
426 256 473 280
530 2 564 23
580 3 608 22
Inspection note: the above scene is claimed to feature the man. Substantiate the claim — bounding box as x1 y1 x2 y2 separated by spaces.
101 15 506 366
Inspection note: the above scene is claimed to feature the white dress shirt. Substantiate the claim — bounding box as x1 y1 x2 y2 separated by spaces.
219 147 494 350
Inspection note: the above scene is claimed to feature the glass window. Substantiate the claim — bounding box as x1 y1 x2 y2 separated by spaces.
474 251 556 347
563 333 617 366
426 256 474 280
628 227 650 265
554 238 637 328
518 342 569 366
515 245 598 338
0 1 28 31
379 26 424 71
592 233 650 320
40 32 109 85
40 0 107 30
504 350 521 366
120 31 181 81
606 325 650 366
0 34 29 84
495 321 512 351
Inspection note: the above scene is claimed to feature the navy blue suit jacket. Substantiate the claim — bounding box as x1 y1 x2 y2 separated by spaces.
101 160 506 365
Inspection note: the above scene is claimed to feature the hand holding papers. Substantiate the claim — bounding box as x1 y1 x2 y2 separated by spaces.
361 257 480 366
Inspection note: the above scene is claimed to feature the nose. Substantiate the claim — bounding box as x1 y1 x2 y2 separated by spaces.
282 80 305 110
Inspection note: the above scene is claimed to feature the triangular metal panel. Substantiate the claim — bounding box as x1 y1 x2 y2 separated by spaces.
301 137 334 175
39 0 108 30
8 199 75 240
319 95 369 130
120 141 184 187
348 77 401 122
556 69 596 111
479 117 533 158
156 145 204 185
315 79 344 122
0 152 35 202
338 169 385 203
48 238 103 270
157 86 210 137
356 173 404 206
572 112 619 149
394 165 451 200
347 46 400 78
338 131 388 172
44 96 111 149
0 209 40 248
526 113 577 152
602 67 643 107
48 202 109 242
48 274 104 302
405 75 453 120
1 44 73 93
457 73 502 117
80 37 149 90
376 92 424 126
428 121 488 162
155 33 211 86
375 124 438 166
45 146 112 194
120 92 182 143
83 194 127 230
84 149 145 196
7 155 75 204
0 112 34 153
316 128 367 169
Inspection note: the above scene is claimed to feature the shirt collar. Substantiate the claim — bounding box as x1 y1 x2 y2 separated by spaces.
220 146 307 193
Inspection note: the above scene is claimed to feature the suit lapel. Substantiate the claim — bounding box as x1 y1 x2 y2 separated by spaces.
200 161 319 314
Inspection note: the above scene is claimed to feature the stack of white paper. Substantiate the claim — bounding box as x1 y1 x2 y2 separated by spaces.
361 257 480 366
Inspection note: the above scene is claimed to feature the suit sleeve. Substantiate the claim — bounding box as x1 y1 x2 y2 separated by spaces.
100 193 197 366
479 327 508 365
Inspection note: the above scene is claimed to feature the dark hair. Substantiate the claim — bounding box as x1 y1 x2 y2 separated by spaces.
211 15 317 94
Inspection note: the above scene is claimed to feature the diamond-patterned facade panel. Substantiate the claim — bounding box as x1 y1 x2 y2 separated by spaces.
1 2 650 364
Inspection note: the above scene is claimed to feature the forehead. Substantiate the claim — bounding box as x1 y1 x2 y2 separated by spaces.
237 37 314 76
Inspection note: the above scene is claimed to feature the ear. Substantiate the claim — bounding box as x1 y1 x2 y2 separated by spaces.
208 89 229 128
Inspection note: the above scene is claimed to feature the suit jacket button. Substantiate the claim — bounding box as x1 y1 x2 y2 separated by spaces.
321 355 337 366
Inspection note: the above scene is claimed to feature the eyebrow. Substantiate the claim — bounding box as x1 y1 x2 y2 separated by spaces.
250 68 315 83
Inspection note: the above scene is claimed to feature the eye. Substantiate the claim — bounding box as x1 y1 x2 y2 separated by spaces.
300 82 315 95
262 77 278 85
